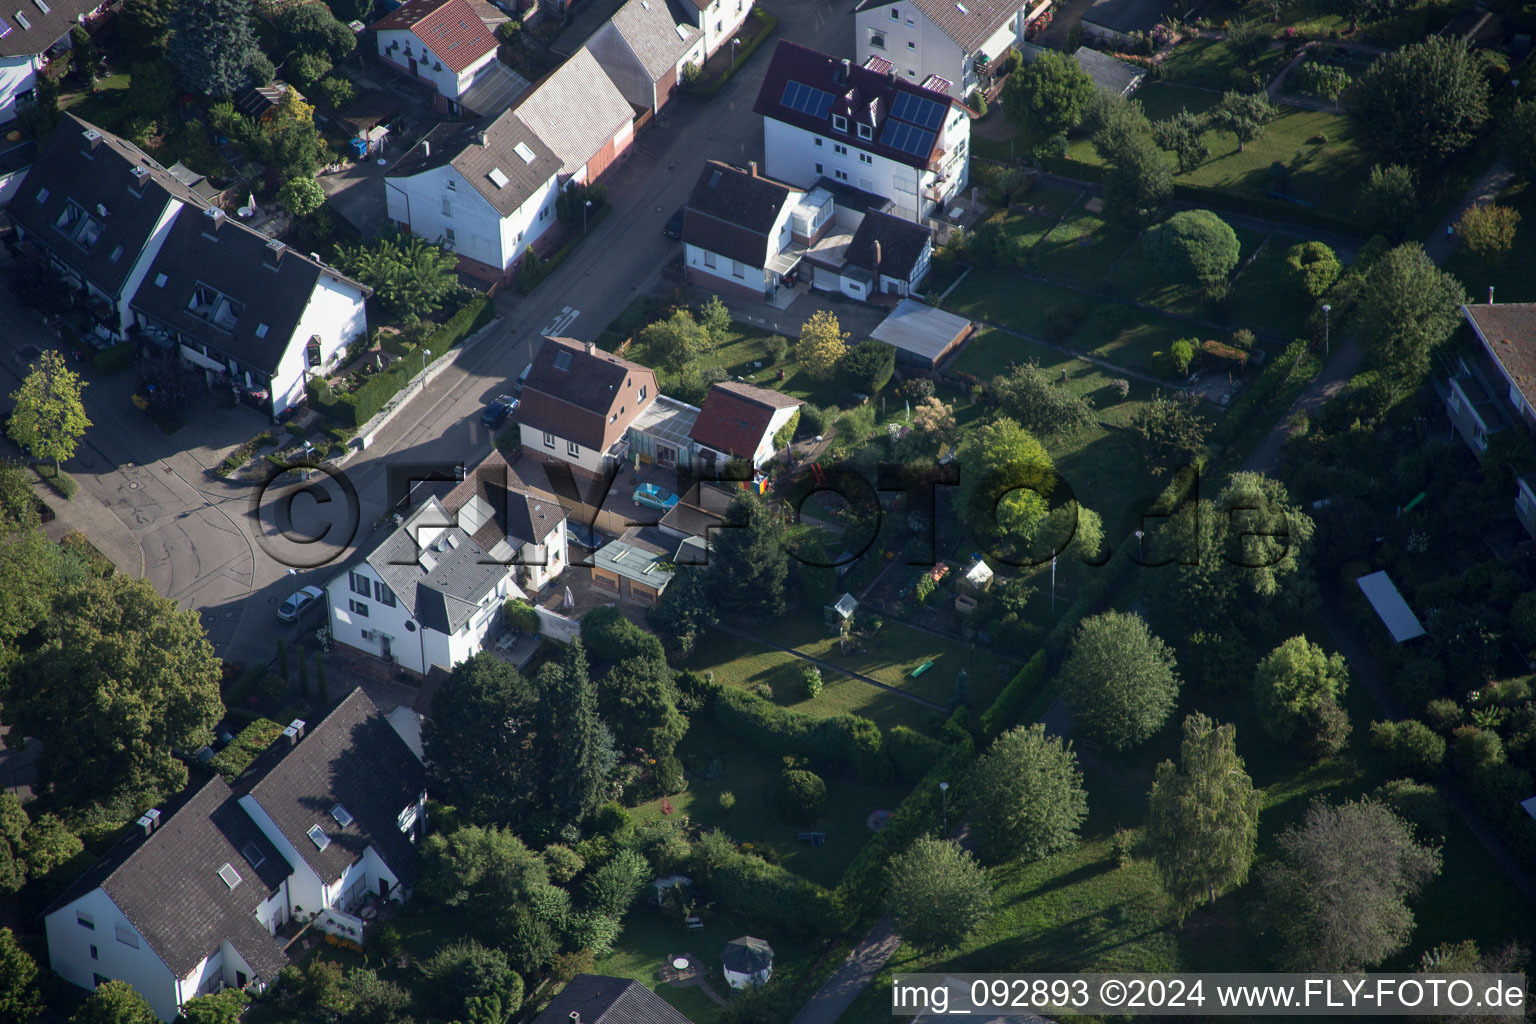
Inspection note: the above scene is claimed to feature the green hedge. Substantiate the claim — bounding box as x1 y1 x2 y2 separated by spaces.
705 845 846 937
209 718 285 780
1207 338 1321 474
514 208 611 295
977 651 1048 739
887 725 948 783
595 294 660 351
710 686 891 782
92 341 137 376
39 468 78 500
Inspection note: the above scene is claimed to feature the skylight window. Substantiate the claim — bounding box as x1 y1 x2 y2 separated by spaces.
14 10 29 29
330 803 354 828
241 842 266 868
513 141 535 163
255 323 269 338
32 0 47 14
307 824 331 850
154 272 168 287
217 863 242 889
553 350 573 371
0 15 12 36
487 167 509 189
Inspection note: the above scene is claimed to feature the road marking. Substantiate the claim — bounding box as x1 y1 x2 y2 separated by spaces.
541 306 580 336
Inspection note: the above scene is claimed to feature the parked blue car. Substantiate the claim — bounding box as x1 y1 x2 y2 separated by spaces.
633 483 680 512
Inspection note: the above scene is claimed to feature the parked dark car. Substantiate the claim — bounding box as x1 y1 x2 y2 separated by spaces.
568 522 606 550
664 207 686 239
481 395 518 428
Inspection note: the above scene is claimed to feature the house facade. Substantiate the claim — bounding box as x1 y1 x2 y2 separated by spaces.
328 497 524 675
681 160 804 301
511 46 635 187
804 207 932 299
385 113 563 283
754 41 969 221
1446 301 1536 539
518 336 659 474
45 691 427 1023
372 0 503 115
853 0 1047 100
586 0 704 114
681 0 753 61
690 381 802 470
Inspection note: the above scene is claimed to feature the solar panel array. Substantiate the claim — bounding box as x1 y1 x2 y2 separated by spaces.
890 91 946 130
880 119 936 158
781 80 834 119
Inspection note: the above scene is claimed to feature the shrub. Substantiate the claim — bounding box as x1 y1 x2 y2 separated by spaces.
978 652 1047 738
1424 699 1464 732
698 840 845 936
798 403 830 437
1043 302 1087 341
1230 328 1257 351
1200 339 1249 373
1170 338 1196 374
887 725 948 782
1112 827 1136 868
542 844 585 884
969 89 988 117
709 687 891 781
504 598 540 635
581 605 665 664
718 790 736 813
594 801 634 840
801 664 823 698
764 334 789 363
92 341 137 375
209 718 285 780
1373 778 1449 839
1369 719 1446 775
45 470 78 500
777 768 827 823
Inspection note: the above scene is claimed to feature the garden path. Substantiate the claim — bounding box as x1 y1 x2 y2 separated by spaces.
1240 337 1360 476
788 918 903 1024
1424 159 1514 265
714 624 950 713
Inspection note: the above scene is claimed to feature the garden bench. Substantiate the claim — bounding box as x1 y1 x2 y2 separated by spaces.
797 832 827 846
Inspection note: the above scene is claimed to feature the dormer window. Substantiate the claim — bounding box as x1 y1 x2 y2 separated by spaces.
857 123 872 140
832 114 847 132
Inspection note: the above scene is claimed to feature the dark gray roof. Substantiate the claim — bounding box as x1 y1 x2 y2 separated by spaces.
845 210 931 279
1072 45 1145 96
47 776 291 983
519 336 656 451
1081 0 1167 35
129 213 339 375
11 114 205 299
607 0 700 80
858 0 1030 53
442 448 566 549
681 161 796 268
532 975 695 1024
242 688 428 888
0 0 102 57
811 176 893 216
388 110 562 217
366 498 512 634
721 936 773 973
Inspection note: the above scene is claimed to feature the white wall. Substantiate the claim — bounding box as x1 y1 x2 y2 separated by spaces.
684 243 770 295
237 795 327 920
0 54 40 124
764 117 958 220
326 563 424 675
114 198 185 337
693 0 752 57
46 889 181 1023
376 27 495 101
388 162 560 273
520 516 568 593
520 421 608 473
271 273 367 415
855 1 966 93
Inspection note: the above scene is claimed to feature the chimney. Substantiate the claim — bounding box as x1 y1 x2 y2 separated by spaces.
748 160 758 177
135 809 161 837
569 1014 581 1024
202 206 226 234
264 237 287 270
477 130 488 147
585 341 596 355
840 57 851 82
129 165 149 193
81 127 101 153
873 239 882 268
422 140 431 158
281 718 307 746
1489 285 1495 306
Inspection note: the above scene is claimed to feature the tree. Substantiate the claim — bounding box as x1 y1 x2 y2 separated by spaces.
278 177 327 219
884 836 993 950
797 310 849 381
583 847 649 917
128 61 176 121
334 231 459 319
909 397 957 449
1357 163 1418 242
167 0 264 99
777 767 827 823
1348 37 1489 169
1103 132 1172 228
955 417 1055 548
279 2 357 61
175 989 250 1024
708 491 787 620
1292 61 1350 103
23 813 83 876
970 723 1088 863
259 91 329 184
1284 241 1341 300
419 940 523 1024
1131 390 1206 472
640 309 712 374
1455 203 1521 259
839 339 896 395
70 27 101 88
1211 90 1274 153
539 642 604 826
1001 50 1095 140
990 361 1096 438
0 793 26 893
72 981 158 1024
1151 110 1209 174
699 294 732 343
601 654 686 791
423 654 547 826
5 575 222 811
121 0 175 48
420 825 550 949
648 564 716 658
0 928 42 1024
8 349 90 473
1253 637 1350 756
1143 210 1240 288
313 74 357 110
1261 799 1442 971
1222 18 1270 61
1147 714 1261 923
1061 611 1180 750
1503 99 1536 184
1354 243 1464 393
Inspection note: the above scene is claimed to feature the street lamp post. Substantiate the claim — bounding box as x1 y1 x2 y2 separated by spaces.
1321 303 1331 357
1134 529 1145 564
300 440 314 481
419 348 432 393
583 199 593 236
731 36 741 72
939 781 949 833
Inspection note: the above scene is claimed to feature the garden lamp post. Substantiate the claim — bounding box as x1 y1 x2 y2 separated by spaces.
1321 303 1331 357
300 440 314 481
583 199 593 236
939 781 949 833
1134 529 1145 564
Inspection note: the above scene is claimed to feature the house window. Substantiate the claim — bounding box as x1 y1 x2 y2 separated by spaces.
835 170 849 181
640 385 647 400
703 251 717 269
907 39 916 49
115 925 139 949
446 178 456 191
349 571 370 596
870 31 885 48
832 114 847 132
567 440 580 456
814 162 823 174
349 599 370 617
540 206 549 220
857 123 872 140
542 430 555 448
860 152 873 164
89 945 98 960
77 912 94 930
373 580 397 608
441 198 452 217
443 227 456 249
732 260 746 279
814 136 823 146
907 69 916 76
834 144 848 155
890 6 898 18
714 19 721 31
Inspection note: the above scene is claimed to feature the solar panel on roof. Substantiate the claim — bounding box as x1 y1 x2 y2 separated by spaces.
781 79 834 118
880 119 936 157
891 90 946 130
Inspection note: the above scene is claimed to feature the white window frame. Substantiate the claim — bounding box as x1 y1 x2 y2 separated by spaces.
542 430 556 448
832 113 847 132
857 123 872 140
567 440 580 456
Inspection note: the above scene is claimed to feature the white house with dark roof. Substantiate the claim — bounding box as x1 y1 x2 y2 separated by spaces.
327 496 524 675
44 689 427 1023
754 41 969 221
518 336 659 474
585 0 704 114
854 0 1047 99
372 0 526 116
681 159 806 301
689 380 802 470
442 447 571 593
385 111 563 284
511 46 635 187
803 207 932 298
0 0 104 122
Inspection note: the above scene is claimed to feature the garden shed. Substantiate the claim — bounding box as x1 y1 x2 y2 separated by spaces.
825 592 859 629
721 936 773 989
960 557 994 594
1355 570 1426 642
869 299 974 369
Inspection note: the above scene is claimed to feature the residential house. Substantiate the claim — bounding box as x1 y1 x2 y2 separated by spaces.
1071 45 1144 96
0 0 103 123
681 159 805 301
678 0 752 62
585 0 704 114
804 207 932 298
11 116 370 415
45 689 428 1023
627 393 701 473
1446 301 1536 539
373 0 528 116
328 496 525 674
385 113 563 284
443 447 571 593
690 381 803 471
754 41 970 221
129 212 370 416
853 0 1049 100
531 974 695 1024
518 336 659 473
511 46 635 187
589 537 675 605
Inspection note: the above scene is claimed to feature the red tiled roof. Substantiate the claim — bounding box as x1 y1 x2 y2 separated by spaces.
690 381 802 458
373 0 497 73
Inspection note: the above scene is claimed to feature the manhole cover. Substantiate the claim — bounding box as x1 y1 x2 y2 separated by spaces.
129 483 139 490
224 612 235 619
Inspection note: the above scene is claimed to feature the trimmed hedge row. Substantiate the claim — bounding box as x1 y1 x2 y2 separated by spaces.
710 686 891 782
706 844 847 937
977 651 1048 739
92 341 136 376
887 725 948 783
209 718 285 780
680 9 778 99
514 208 610 295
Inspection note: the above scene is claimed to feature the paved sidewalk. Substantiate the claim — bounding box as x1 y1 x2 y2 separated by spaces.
1241 338 1361 475
1424 159 1513 265
788 918 902 1024
36 472 145 578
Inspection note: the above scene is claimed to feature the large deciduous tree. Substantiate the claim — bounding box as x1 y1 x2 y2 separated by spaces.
0 927 42 1024
1143 210 1241 288
1348 37 1489 170
709 491 788 620
71 980 159 1024
1060 611 1180 750
797 310 849 381
1356 164 1419 243
1002 50 1095 141
8 349 89 473
167 0 264 99
1504 99 1536 184
884 836 993 950
1147 714 1260 923
423 654 543 827
1253 636 1351 757
640 309 713 374
990 361 1096 438
1131 390 1207 472
419 940 524 1024
259 91 330 185
1102 132 1172 228
4 575 222 811
956 417 1055 547
1210 91 1274 153
970 723 1088 863
1261 799 1441 971
1152 110 1209 174
1455 203 1521 260
1353 243 1464 394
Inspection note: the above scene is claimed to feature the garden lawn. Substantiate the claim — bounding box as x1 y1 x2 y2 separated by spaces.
1029 209 1138 289
629 718 910 887
627 323 847 410
1158 38 1288 91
